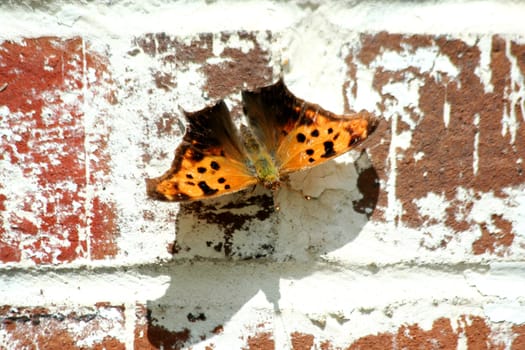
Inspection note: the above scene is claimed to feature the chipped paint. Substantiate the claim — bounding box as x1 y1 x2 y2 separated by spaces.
485 301 525 324
476 35 495 94
473 112 480 175
443 97 451 127
0 37 118 265
503 38 525 144
413 191 448 223
0 305 126 348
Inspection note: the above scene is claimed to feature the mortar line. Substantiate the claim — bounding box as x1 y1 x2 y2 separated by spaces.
0 259 506 278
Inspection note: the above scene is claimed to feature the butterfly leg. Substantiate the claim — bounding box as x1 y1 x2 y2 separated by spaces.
271 187 282 212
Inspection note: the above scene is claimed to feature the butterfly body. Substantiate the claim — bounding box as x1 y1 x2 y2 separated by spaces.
146 79 378 202
240 126 281 190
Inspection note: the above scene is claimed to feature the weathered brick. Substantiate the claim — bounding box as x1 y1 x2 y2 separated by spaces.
0 305 125 349
345 32 524 255
0 37 118 264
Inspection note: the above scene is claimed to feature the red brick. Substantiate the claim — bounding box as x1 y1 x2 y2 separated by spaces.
90 196 118 259
0 305 125 349
512 325 525 350
0 37 118 264
245 332 275 350
395 318 458 350
347 332 393 350
347 33 524 253
460 315 505 350
291 332 314 350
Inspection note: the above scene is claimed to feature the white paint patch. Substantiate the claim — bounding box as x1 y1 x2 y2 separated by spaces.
457 331 468 350
395 130 413 151
385 113 402 225
329 1 525 35
473 113 480 175
475 36 494 93
465 262 525 300
0 1 304 41
453 187 474 225
381 80 421 129
209 303 274 349
288 152 361 199
68 306 126 348
0 270 170 306
501 185 525 239
413 191 448 223
351 63 383 113
378 45 459 82
443 97 451 128
502 36 525 144
279 16 352 114
123 303 138 350
80 36 97 262
0 105 9 118
39 106 55 126
469 191 506 226
173 62 208 111
485 301 525 324
212 32 255 56
277 266 484 346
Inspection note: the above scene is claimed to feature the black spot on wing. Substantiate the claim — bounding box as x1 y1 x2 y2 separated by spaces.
306 149 314 155
327 128 333 134
198 181 218 196
308 157 315 163
333 132 340 141
210 161 220 170
185 181 195 186
197 167 206 173
311 129 319 137
186 174 193 179
296 133 306 143
218 177 226 184
225 184 231 190
321 141 336 158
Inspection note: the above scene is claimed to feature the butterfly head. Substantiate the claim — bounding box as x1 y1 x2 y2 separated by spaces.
263 179 281 192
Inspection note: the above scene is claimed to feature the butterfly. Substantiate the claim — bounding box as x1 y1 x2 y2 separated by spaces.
146 79 378 202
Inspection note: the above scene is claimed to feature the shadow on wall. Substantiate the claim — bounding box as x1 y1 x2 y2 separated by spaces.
144 151 380 347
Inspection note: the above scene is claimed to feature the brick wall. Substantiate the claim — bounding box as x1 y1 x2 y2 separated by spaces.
1 1 524 349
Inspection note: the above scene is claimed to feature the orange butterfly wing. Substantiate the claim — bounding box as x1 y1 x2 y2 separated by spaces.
146 101 257 201
242 79 378 175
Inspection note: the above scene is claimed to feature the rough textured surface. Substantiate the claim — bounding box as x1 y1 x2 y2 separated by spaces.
0 305 126 349
0 37 117 264
1 1 524 349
